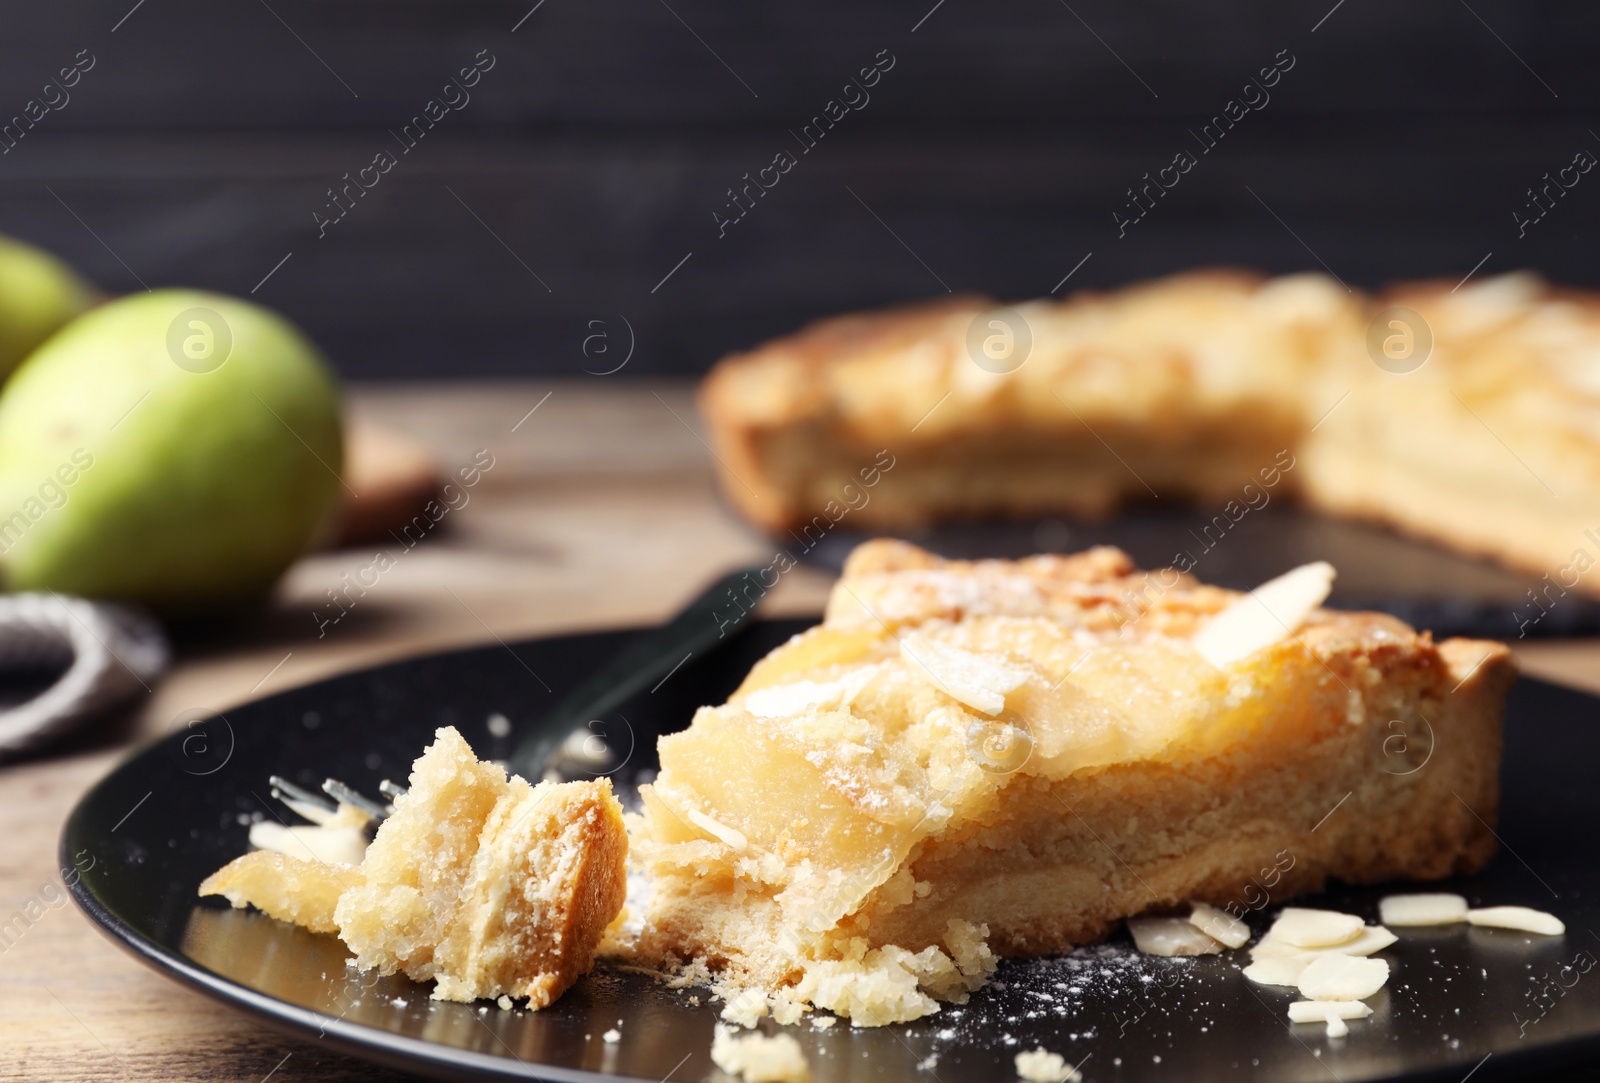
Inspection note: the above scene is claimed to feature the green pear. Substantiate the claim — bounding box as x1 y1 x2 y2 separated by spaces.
0 234 96 381
0 289 343 612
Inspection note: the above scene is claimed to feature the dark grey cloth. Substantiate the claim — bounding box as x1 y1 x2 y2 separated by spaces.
0 594 168 758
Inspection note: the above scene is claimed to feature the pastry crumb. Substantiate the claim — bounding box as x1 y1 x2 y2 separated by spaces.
721 987 770 1028
496 995 513 1011
710 1025 810 1083
602 1028 621 1043
1014 1047 1081 1083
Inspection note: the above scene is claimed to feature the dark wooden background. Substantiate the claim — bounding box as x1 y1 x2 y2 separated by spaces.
0 0 1595 377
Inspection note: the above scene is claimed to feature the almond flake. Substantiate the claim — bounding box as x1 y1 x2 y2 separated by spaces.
1242 956 1313 987
247 821 367 866
685 808 750 854
742 667 881 719
1193 562 1335 668
1289 1000 1373 1038
1379 893 1469 927
1466 906 1565 936
1127 916 1224 956
1189 902 1250 948
1266 907 1364 949
1288 1000 1373 1023
1296 954 1390 1001
899 634 1029 716
744 680 848 719
1251 925 1396 959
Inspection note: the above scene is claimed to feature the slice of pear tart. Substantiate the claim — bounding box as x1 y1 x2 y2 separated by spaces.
620 540 1512 1026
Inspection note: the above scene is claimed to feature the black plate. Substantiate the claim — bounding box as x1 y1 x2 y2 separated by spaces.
803 508 1600 640
64 619 1600 1082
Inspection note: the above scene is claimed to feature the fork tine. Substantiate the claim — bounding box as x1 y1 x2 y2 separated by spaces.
378 779 408 800
321 778 392 821
269 775 338 822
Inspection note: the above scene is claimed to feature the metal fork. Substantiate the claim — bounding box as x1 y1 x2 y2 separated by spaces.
273 563 764 825
268 774 400 825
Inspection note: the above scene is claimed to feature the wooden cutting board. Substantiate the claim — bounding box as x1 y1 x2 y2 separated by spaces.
330 417 444 548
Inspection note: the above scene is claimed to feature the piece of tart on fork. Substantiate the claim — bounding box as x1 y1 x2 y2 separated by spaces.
623 539 1514 1026
202 726 629 1009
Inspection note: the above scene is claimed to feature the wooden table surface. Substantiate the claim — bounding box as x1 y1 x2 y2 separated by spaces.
2 380 1596 1083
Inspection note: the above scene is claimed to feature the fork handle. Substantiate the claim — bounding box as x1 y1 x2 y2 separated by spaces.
508 563 768 778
